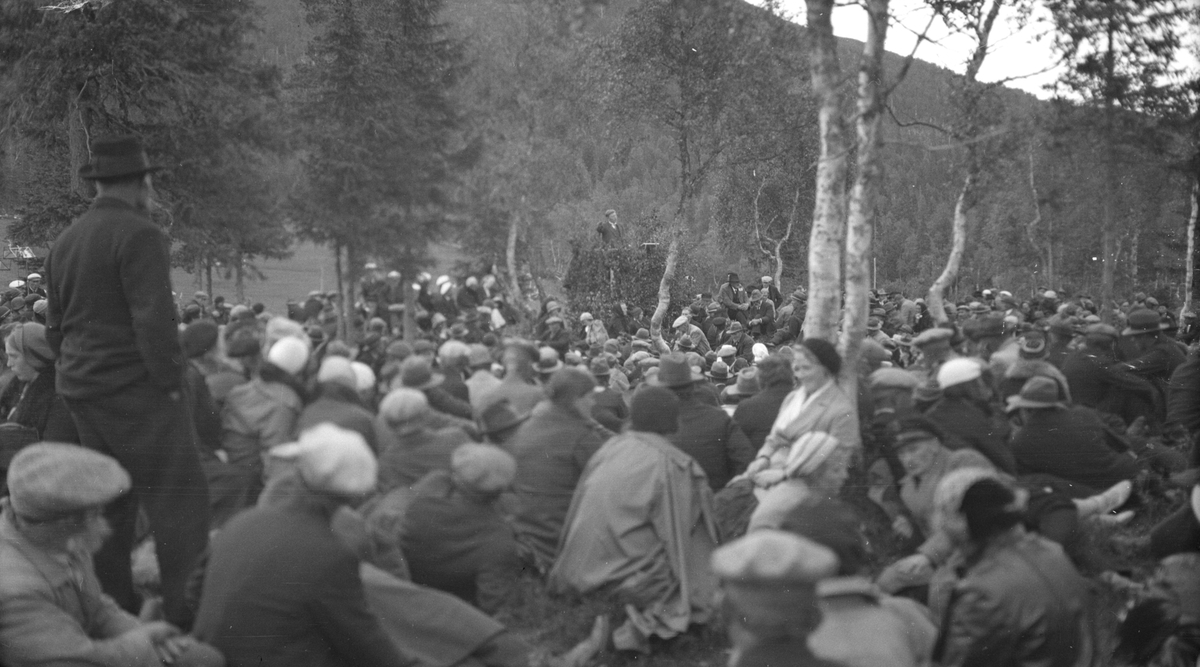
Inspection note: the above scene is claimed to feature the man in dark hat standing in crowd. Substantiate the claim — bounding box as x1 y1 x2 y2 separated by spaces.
43 135 210 627
718 272 750 328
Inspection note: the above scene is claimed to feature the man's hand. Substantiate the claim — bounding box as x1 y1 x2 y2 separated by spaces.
892 515 914 539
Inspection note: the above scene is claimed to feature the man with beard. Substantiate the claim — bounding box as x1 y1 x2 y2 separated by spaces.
44 136 209 627
0 443 222 667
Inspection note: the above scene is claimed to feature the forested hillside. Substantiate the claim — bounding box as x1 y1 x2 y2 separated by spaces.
0 0 1191 305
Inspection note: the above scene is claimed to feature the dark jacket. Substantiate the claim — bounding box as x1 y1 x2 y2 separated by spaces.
425 385 474 421
376 424 473 493
194 493 414 667
669 395 754 490
1167 351 1200 443
1009 405 1141 494
509 402 610 568
1062 348 1157 425
733 384 792 452
924 397 1017 475
400 470 523 614
441 369 471 404
9 367 77 442
183 364 222 455
45 197 182 398
935 531 1092 667
591 387 628 433
298 383 379 452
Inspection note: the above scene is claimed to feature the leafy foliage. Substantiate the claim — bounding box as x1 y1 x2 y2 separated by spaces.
288 0 469 278
0 0 287 271
561 241 689 317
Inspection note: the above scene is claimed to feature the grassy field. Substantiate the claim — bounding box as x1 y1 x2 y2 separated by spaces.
0 213 465 314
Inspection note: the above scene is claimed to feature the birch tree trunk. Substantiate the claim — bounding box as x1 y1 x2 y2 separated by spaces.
649 232 680 346
803 0 849 344
839 0 889 383
67 91 92 199
928 174 973 324
1185 179 1199 315
403 272 418 342
505 209 524 328
234 252 246 304
926 0 1001 325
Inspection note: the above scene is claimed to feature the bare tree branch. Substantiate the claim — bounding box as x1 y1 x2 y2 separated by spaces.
882 11 938 97
885 102 951 134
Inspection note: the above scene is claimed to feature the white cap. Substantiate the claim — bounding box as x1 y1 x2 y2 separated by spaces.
1044 290 1058 299
364 262 378 270
351 361 376 393
761 276 772 283
435 275 451 287
387 270 401 279
672 314 690 328
317 356 357 390
8 280 23 289
271 423 377 497
936 358 982 388
267 337 310 375
752 342 769 363
26 273 41 281
439 282 453 296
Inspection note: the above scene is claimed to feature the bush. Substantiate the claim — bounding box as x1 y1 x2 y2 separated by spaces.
562 240 690 318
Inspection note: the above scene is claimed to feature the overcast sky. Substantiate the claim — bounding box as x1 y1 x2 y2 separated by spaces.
764 0 1199 100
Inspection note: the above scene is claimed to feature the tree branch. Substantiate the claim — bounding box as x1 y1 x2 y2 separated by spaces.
882 11 937 97
886 102 951 134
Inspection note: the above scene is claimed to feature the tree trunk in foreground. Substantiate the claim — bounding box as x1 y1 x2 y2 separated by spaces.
803 0 849 344
928 173 973 325
839 0 889 385
1185 178 1199 315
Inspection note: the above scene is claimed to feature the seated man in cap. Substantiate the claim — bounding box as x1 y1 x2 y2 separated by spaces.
0 443 222 667
1121 308 1187 425
551 386 720 653
401 444 525 615
1007 375 1143 495
299 356 379 452
655 353 754 491
672 314 712 355
745 289 776 340
922 358 1017 474
589 357 628 433
1063 323 1158 428
710 530 843 667
509 368 611 570
195 424 417 667
475 341 545 421
376 388 473 493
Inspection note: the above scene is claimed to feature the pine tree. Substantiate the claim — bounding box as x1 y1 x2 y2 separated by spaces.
288 0 468 337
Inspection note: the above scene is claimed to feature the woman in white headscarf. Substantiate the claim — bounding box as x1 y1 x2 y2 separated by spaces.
747 431 852 531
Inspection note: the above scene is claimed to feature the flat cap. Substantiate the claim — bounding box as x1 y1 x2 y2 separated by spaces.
379 387 430 423
8 443 130 521
869 367 920 390
912 327 953 347
451 443 517 494
712 529 839 584
271 423 377 497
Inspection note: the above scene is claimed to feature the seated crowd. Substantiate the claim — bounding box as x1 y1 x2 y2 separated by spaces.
0 274 1198 667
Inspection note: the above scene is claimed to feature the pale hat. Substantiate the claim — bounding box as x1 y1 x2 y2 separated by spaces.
317 356 357 390
936 357 982 389
672 314 690 328
716 344 737 358
267 337 310 375
379 387 430 424
7 443 130 521
784 432 842 478
271 423 377 497
752 342 769 363
350 362 376 393
451 443 517 494
712 529 838 584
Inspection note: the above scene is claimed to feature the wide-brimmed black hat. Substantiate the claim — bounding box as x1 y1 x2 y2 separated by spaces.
78 135 163 180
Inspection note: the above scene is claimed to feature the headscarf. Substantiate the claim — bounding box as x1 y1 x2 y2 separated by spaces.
6 322 55 371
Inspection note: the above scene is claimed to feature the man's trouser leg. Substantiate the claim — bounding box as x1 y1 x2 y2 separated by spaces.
66 383 211 629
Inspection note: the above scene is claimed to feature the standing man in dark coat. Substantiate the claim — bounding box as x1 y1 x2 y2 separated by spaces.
43 136 210 628
596 209 624 246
